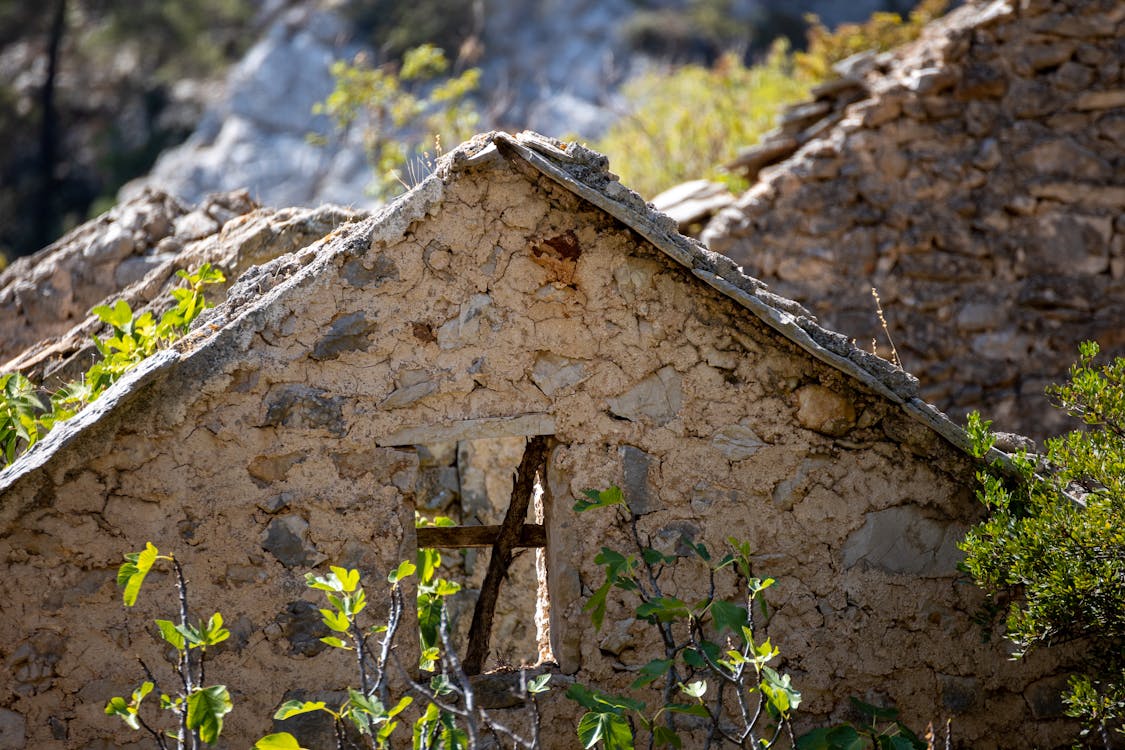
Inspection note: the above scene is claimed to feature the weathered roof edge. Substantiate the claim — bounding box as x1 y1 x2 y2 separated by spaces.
0 130 1012 498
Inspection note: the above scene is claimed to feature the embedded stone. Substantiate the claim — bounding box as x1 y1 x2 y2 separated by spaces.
260 514 316 568
310 311 378 360
841 506 962 576
940 675 980 714
772 455 832 510
608 366 683 425
437 293 495 349
277 600 329 657
263 385 346 436
620 445 660 515
1034 213 1112 274
955 302 1005 332
380 369 438 409
1017 138 1111 180
417 466 460 511
531 352 588 396
8 631 65 696
343 255 398 287
1015 41 1075 74
0 708 26 750
81 223 133 261
1024 675 1070 719
598 617 638 657
727 134 799 177
795 385 856 437
711 424 766 461
247 452 305 485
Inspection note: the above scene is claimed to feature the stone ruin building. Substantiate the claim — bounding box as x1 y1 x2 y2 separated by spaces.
0 132 1078 748
697 0 1125 443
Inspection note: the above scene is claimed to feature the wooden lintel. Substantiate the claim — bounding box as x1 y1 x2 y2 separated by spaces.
416 524 546 549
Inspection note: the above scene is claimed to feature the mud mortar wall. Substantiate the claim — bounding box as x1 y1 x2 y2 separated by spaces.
0 160 1069 748
705 0 1125 443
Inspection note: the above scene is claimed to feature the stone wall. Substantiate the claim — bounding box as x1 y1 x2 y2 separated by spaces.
705 0 1125 442
0 136 1073 748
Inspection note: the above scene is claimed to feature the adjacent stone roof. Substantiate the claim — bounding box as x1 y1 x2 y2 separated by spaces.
0 191 364 384
0 130 1011 493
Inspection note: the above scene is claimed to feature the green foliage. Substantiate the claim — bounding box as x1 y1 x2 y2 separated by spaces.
0 264 224 467
107 544 233 749
568 487 799 749
595 0 948 199
0 373 45 465
80 0 255 83
414 516 463 671
263 550 548 750
262 565 412 749
315 45 480 200
594 44 807 198
795 0 948 81
622 0 755 64
342 0 477 63
960 341 1125 742
796 699 926 750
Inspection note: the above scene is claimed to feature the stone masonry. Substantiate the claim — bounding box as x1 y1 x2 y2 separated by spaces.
0 133 1076 748
705 0 1125 442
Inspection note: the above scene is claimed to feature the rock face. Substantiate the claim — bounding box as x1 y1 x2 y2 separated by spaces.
705 0 1125 442
0 132 1072 749
122 1 636 209
121 7 373 209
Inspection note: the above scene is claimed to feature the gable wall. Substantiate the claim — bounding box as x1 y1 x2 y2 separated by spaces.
0 161 1068 748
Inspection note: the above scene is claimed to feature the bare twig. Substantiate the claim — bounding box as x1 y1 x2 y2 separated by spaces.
870 287 901 369
171 556 195 750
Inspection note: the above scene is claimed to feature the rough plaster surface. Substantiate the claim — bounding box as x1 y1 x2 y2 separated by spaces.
0 132 1071 748
705 0 1125 442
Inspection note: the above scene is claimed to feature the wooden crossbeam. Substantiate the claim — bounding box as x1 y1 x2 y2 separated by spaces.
416 524 546 550
461 435 549 676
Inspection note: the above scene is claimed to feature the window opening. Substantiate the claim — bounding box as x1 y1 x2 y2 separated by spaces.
412 435 552 675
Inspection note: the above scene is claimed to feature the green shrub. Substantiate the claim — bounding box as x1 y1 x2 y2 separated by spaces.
107 544 234 749
593 44 807 198
961 341 1125 745
341 0 477 63
795 0 948 81
568 487 801 749
593 0 948 199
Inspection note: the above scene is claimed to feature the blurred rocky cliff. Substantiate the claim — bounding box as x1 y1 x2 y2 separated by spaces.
1 0 902 260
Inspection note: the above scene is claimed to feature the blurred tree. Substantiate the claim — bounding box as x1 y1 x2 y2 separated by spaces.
0 0 254 261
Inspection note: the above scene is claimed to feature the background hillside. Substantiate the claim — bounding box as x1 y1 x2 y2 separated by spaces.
0 0 929 262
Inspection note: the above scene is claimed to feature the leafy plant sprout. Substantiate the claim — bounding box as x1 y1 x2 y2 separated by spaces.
0 263 224 467
257 526 551 750
107 543 233 750
568 487 801 749
255 564 413 750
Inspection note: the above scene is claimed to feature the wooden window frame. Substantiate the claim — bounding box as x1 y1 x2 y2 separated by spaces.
414 435 549 675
